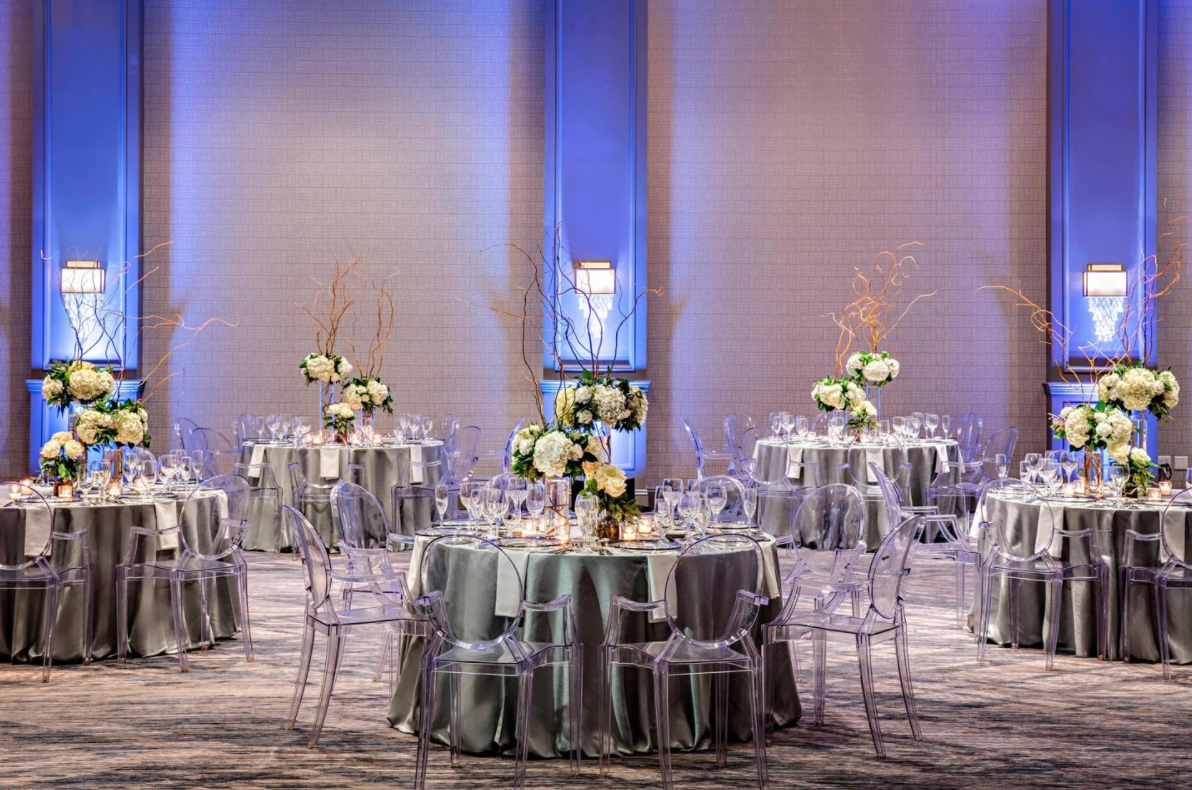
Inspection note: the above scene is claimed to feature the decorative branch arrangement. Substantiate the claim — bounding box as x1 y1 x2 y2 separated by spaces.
341 268 397 420
38 242 233 473
298 256 358 393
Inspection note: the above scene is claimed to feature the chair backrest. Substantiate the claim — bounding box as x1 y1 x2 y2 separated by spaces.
429 414 459 443
682 419 706 456
190 428 234 454
791 483 867 552
871 463 910 520
233 461 280 491
232 414 254 446
698 474 745 520
174 417 200 449
951 412 980 454
1160 487 1192 566
662 533 764 647
501 419 525 471
723 414 756 450
976 477 1056 562
420 534 523 650
285 505 333 610
981 426 1018 464
839 446 902 492
866 515 923 620
0 482 53 570
180 474 252 557
330 481 390 549
811 413 827 437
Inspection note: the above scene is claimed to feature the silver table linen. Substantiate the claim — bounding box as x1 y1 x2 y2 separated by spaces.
753 438 956 545
387 538 800 759
975 494 1192 663
0 494 236 663
238 442 443 551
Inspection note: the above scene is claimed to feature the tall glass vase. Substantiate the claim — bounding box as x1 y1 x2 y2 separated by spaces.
544 476 572 537
1131 410 1148 450
866 383 882 419
317 382 337 420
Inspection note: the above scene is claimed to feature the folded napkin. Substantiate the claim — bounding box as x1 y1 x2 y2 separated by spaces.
248 444 266 474
495 549 530 618
935 448 951 475
409 445 424 485
23 504 52 559
1162 506 1188 562
213 489 230 521
866 448 884 483
319 447 341 480
785 445 805 480
761 544 781 599
969 500 987 540
1033 503 1065 559
646 553 680 622
154 501 181 551
406 535 431 598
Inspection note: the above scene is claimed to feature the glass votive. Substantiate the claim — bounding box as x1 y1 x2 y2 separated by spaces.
1160 480 1173 497
1148 487 1162 501
107 482 123 500
53 481 74 500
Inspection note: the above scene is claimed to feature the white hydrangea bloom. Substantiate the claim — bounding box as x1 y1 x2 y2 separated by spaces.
41 377 63 400
845 354 864 377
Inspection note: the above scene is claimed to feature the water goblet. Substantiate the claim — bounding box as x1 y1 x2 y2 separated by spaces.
794 416 809 441
742 484 758 526
1060 451 1077 486
654 486 674 531
434 481 450 524
996 453 1010 479
526 482 546 532
1039 458 1059 492
924 413 940 439
940 414 952 438
780 412 795 443
677 491 699 537
460 480 484 527
398 414 410 441
769 413 781 439
661 478 682 511
704 482 727 523
507 477 529 519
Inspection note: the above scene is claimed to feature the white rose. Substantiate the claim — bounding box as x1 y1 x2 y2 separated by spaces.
52 431 73 444
1130 447 1151 465
64 440 86 460
40 440 61 459
862 359 891 384
593 463 627 498
1108 442 1130 464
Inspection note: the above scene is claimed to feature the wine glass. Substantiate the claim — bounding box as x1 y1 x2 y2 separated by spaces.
780 412 795 443
190 450 206 484
924 413 940 439
907 415 922 440
398 414 410 441
794 416 809 441
460 480 484 527
692 494 711 536
1039 458 1059 492
769 413 781 439
255 418 267 442
677 491 699 536
124 455 143 488
940 414 952 439
742 484 758 526
507 477 529 519
483 484 509 538
434 480 450 524
996 453 1009 479
661 478 683 515
526 481 546 531
654 486 674 531
704 483 727 523
1060 451 1077 486
1108 465 1128 499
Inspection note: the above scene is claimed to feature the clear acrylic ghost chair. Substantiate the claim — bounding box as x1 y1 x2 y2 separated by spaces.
682 419 738 480
1121 488 1192 677
836 446 901 506
976 478 1108 668
950 412 981 459
810 413 828 437
330 482 430 693
391 454 443 540
428 414 459 443
697 474 746 524
174 416 200 450
873 464 977 628
764 516 925 758
282 506 423 747
925 441 985 539
49 518 96 665
234 460 284 553
0 484 71 680
598 533 769 790
415 535 580 789
233 414 254 449
116 474 253 671
190 428 235 476
471 419 524 478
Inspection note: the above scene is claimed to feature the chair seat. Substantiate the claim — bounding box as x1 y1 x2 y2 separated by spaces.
432 639 571 671
987 557 1064 579
610 638 754 668
1127 562 1192 585
0 566 59 586
121 555 241 577
310 603 424 628
776 609 900 638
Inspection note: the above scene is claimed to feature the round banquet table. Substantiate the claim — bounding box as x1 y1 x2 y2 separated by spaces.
0 491 238 663
975 492 1192 663
238 441 444 551
387 531 800 759
753 437 958 546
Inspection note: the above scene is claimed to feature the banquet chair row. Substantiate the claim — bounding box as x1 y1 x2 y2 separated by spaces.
0 474 256 680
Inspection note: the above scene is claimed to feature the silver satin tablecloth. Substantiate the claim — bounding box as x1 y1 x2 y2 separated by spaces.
387 537 800 759
0 494 236 663
238 442 443 551
976 494 1192 663
753 438 956 545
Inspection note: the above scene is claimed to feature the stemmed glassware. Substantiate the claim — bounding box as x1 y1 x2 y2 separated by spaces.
907 414 922 440
1023 453 1040 485
398 414 410 442
527 482 546 532
704 482 727 524
1060 451 1078 487
794 415 809 442
434 481 450 524
742 484 758 526
677 490 699 537
940 414 952 439
483 484 509 539
575 493 598 549
661 478 682 523
1039 458 1059 493
780 412 795 443
1108 465 1128 499
507 477 529 520
924 413 940 439
769 413 782 439
460 480 485 528
189 450 206 484
995 453 1010 480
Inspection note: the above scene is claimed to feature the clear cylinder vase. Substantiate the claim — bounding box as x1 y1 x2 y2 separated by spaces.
1132 410 1148 450
866 382 882 419
317 381 337 419
544 476 572 537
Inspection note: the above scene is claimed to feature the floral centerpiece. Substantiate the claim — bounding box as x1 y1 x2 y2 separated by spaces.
580 460 641 535
341 377 393 419
73 399 151 449
323 403 356 444
1121 447 1158 499
510 424 603 481
844 350 900 388
39 431 87 483
41 360 116 412
1050 403 1133 457
554 372 648 433
1097 364 1179 421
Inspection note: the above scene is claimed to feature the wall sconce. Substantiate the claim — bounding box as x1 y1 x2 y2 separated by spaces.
60 261 106 294
575 261 616 296
1083 263 1126 342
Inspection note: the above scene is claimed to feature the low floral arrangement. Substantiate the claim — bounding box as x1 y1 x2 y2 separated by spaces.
324 402 356 439
580 460 641 527
1121 447 1158 499
74 399 151 449
1051 403 1132 459
340 376 393 416
40 360 116 412
301 353 352 386
1097 364 1180 420
510 423 603 481
847 400 879 435
554 373 648 433
39 431 87 481
844 350 900 388
811 376 860 412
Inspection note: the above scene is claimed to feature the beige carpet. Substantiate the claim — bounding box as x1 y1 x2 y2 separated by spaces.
0 552 1188 789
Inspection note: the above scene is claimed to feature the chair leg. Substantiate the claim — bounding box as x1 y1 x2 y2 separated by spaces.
1044 578 1063 671
82 567 95 665
308 632 345 747
894 626 923 741
1121 575 1135 662
1093 572 1107 661
1009 578 1020 650
1156 582 1172 680
954 561 967 629
41 585 59 683
198 575 211 650
449 672 463 767
812 632 827 725
978 568 995 662
856 635 884 758
570 647 583 774
284 620 316 729
598 647 612 775
237 570 254 662
714 670 729 767
169 574 190 673
116 567 129 663
374 633 393 682
513 670 534 789
414 655 439 790
749 665 769 790
653 667 673 790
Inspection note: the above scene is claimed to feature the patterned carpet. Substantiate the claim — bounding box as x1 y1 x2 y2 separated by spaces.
1 552 1189 789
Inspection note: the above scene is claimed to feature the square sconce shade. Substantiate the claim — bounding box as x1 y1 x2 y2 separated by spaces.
60 261 106 294
1082 263 1127 297
575 261 615 295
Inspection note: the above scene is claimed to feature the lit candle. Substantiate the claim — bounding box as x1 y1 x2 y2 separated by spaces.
20 477 34 489
55 481 74 500
1148 487 1162 501
8 483 20 496
1062 483 1074 497
107 482 123 499
1160 480 1173 497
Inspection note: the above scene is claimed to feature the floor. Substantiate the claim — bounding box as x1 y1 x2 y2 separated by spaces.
0 552 1189 789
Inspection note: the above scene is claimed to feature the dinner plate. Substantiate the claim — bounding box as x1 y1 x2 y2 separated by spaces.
609 539 679 552
496 536 564 550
